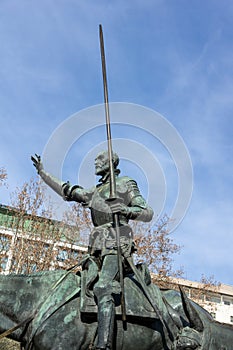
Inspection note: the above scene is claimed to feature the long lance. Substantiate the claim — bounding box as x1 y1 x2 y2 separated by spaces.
99 24 127 322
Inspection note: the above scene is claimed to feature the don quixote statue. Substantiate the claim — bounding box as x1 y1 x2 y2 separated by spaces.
0 25 232 350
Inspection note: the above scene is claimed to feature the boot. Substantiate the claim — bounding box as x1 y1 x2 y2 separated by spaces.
96 300 115 350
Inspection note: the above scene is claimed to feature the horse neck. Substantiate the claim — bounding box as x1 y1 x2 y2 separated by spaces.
207 321 233 347
0 271 65 340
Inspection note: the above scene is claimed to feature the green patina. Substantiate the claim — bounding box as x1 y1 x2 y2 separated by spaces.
0 270 233 349
64 309 77 324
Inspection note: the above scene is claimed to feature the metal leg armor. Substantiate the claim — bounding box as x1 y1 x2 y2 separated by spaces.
93 255 119 350
95 298 115 350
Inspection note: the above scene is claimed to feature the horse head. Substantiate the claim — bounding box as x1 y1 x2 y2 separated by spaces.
166 287 233 350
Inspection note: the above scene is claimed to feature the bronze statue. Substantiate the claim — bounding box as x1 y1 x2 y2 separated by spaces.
31 150 153 349
2 24 228 349
1 265 233 349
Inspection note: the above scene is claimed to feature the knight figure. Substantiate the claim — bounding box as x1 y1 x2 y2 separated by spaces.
31 150 153 350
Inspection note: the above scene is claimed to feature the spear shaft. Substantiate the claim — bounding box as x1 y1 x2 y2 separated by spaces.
99 24 126 322
99 25 115 199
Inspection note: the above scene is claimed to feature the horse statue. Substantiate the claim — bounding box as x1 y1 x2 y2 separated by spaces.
0 268 233 350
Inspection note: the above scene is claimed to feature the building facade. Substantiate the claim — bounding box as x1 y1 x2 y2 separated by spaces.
167 277 233 325
0 204 87 274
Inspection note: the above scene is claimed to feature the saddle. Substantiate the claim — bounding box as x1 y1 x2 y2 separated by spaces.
80 262 165 320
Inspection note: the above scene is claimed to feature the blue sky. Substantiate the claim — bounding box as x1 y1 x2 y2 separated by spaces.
0 0 233 285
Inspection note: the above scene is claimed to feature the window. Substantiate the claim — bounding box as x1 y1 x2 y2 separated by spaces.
0 255 8 271
0 235 10 251
230 316 233 324
57 249 68 262
70 249 82 260
210 312 216 319
223 297 232 305
206 294 221 304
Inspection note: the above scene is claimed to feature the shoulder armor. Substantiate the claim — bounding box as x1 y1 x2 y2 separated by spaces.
62 182 83 201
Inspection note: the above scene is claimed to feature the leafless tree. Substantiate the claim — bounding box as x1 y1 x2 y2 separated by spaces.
132 215 184 287
0 167 7 187
0 177 84 274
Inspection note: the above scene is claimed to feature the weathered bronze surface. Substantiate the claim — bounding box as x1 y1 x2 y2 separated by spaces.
31 151 154 349
29 152 233 349
0 270 233 349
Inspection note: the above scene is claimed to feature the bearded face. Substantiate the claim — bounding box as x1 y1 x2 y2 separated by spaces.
94 151 119 176
95 152 110 176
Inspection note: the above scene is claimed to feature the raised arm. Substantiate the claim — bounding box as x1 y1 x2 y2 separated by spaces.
31 154 89 203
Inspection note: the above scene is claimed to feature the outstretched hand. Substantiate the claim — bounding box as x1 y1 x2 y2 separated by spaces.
31 154 43 174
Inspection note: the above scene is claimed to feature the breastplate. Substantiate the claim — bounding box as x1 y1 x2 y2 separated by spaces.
90 183 113 226
90 181 128 227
